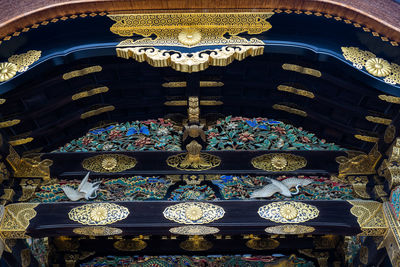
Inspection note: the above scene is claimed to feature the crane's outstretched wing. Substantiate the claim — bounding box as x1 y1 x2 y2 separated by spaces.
62 186 84 201
78 172 90 192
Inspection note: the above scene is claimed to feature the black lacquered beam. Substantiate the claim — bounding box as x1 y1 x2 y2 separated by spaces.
43 150 345 178
27 200 360 237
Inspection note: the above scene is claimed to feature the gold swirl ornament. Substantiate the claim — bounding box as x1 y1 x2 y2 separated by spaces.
0 62 18 82
178 29 202 46
68 203 129 225
365 58 391 77
163 202 225 224
258 201 319 223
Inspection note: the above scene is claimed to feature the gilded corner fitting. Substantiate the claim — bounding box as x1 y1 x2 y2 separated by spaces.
6 146 52 179
109 12 273 47
378 138 400 189
341 47 400 85
347 200 387 236
116 46 264 73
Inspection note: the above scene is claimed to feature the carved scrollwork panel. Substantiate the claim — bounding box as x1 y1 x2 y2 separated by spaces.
258 201 319 223
68 203 129 225
163 202 224 224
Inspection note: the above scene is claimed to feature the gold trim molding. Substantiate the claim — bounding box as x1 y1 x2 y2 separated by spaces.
116 46 264 73
169 225 220 235
251 153 307 172
282 64 321 77
72 86 109 101
163 202 225 224
347 200 387 236
63 66 102 80
272 104 307 117
277 85 315 98
365 116 392 125
109 12 273 47
73 226 122 236
162 81 224 88
379 95 400 104
68 203 129 225
82 154 137 173
258 201 319 223
354 134 379 143
80 105 115 119
9 137 34 146
265 225 315 235
341 47 400 85
0 119 20 128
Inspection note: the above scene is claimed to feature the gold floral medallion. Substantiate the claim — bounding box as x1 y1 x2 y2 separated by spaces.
365 58 391 77
258 201 319 223
163 202 224 224
279 204 298 220
101 156 118 170
90 206 108 222
271 155 288 170
68 203 129 225
185 206 203 221
0 62 18 82
178 29 202 46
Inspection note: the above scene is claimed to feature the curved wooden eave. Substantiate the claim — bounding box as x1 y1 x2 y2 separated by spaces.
0 0 399 42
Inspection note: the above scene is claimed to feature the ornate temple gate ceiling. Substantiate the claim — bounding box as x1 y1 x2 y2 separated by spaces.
0 1 399 266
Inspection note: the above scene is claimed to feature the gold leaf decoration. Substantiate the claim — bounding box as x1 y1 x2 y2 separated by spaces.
8 50 41 72
80 105 115 119
277 85 315 98
265 225 315 235
114 239 147 251
82 154 137 173
0 62 18 82
63 66 102 80
169 225 220 235
281 64 321 77
272 104 307 117
162 81 224 88
378 95 400 104
347 200 387 236
9 137 34 146
72 86 109 101
116 46 264 73
354 134 379 143
73 226 122 236
341 47 400 85
258 201 319 223
0 119 21 128
0 99 6 104
68 203 129 225
163 202 225 224
251 153 307 172
180 236 213 251
365 116 392 125
109 12 273 47
246 237 280 250
162 82 187 88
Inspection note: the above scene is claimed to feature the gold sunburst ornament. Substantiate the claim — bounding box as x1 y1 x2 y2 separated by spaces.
178 29 202 46
365 58 391 77
0 62 18 82
101 157 118 170
271 156 288 170
279 204 298 220
185 206 203 221
90 206 108 222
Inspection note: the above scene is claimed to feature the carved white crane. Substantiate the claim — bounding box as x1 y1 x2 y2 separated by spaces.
61 172 101 201
250 178 313 198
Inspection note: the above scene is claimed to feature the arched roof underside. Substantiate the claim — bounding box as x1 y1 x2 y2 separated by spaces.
0 3 398 155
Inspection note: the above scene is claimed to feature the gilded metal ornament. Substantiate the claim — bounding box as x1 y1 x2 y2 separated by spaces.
21 248 31 267
113 239 147 251
188 96 200 123
365 116 392 125
265 225 315 235
63 66 102 80
163 202 225 224
336 144 381 179
6 146 53 179
245 237 280 250
384 125 396 144
68 203 129 225
380 202 400 266
341 47 400 85
116 46 264 73
7 50 41 72
180 235 213 251
162 81 224 88
72 86 109 101
9 137 34 146
347 200 388 236
277 85 315 98
72 226 122 236
0 119 21 128
0 203 39 247
109 12 273 47
82 154 137 173
354 134 379 143
167 141 221 171
379 95 400 104
80 105 115 119
281 64 321 77
0 62 18 82
378 138 400 189
272 104 307 117
251 153 307 172
0 99 5 104
258 202 319 223
169 225 220 235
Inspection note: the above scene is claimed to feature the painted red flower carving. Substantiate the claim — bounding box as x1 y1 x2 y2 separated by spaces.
239 132 255 142
109 130 122 140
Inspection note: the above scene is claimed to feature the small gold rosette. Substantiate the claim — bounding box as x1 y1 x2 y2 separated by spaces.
68 203 129 225
258 201 319 223
163 202 225 224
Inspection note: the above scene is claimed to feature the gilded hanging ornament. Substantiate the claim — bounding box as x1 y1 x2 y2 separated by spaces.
0 62 18 82
365 58 391 77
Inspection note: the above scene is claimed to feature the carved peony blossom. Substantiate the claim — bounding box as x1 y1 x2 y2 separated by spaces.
365 58 391 77
0 62 18 82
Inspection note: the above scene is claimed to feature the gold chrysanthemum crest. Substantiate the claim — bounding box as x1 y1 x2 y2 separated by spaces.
365 58 391 77
258 201 319 223
68 203 129 225
0 63 18 82
163 202 225 224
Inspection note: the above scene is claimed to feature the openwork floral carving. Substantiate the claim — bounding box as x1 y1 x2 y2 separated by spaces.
258 201 319 223
163 202 225 224
68 203 129 225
